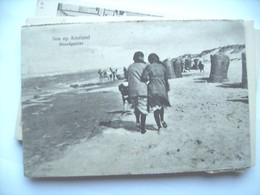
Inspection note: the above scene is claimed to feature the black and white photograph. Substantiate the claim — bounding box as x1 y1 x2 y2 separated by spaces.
35 0 162 17
56 3 159 17
21 20 252 177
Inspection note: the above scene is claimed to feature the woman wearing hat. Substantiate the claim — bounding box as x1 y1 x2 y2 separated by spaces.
142 53 171 132
127 51 148 134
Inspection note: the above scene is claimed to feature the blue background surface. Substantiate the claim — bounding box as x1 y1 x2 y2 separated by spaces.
0 0 259 194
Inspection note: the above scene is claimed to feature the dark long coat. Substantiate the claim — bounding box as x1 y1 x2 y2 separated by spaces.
127 62 147 98
141 63 171 107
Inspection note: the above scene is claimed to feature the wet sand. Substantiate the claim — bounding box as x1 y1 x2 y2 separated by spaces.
23 81 123 175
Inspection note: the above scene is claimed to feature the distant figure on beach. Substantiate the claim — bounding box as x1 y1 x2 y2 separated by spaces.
109 67 118 81
118 81 130 112
142 53 171 132
198 61 204 72
128 51 148 134
98 69 102 76
98 69 106 83
184 58 191 72
191 58 199 70
123 66 128 79
98 68 114 82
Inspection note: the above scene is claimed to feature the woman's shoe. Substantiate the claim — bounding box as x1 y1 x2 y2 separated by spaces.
141 129 146 134
161 121 167 128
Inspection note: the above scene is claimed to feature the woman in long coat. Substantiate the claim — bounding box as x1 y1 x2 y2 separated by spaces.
142 53 171 131
127 51 148 134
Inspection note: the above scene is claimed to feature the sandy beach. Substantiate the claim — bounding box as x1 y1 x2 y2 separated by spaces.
22 58 251 177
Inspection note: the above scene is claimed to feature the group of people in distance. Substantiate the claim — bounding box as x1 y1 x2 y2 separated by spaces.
119 51 171 134
98 67 118 81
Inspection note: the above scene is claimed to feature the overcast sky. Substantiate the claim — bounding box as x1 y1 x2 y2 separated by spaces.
22 20 246 77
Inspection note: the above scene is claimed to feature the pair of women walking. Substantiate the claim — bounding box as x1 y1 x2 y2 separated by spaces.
127 51 171 134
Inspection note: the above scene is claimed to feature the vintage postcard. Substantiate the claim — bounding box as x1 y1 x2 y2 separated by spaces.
22 20 254 177
35 0 162 17
55 3 159 17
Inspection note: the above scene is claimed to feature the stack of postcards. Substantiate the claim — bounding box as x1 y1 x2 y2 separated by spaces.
17 0 258 177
